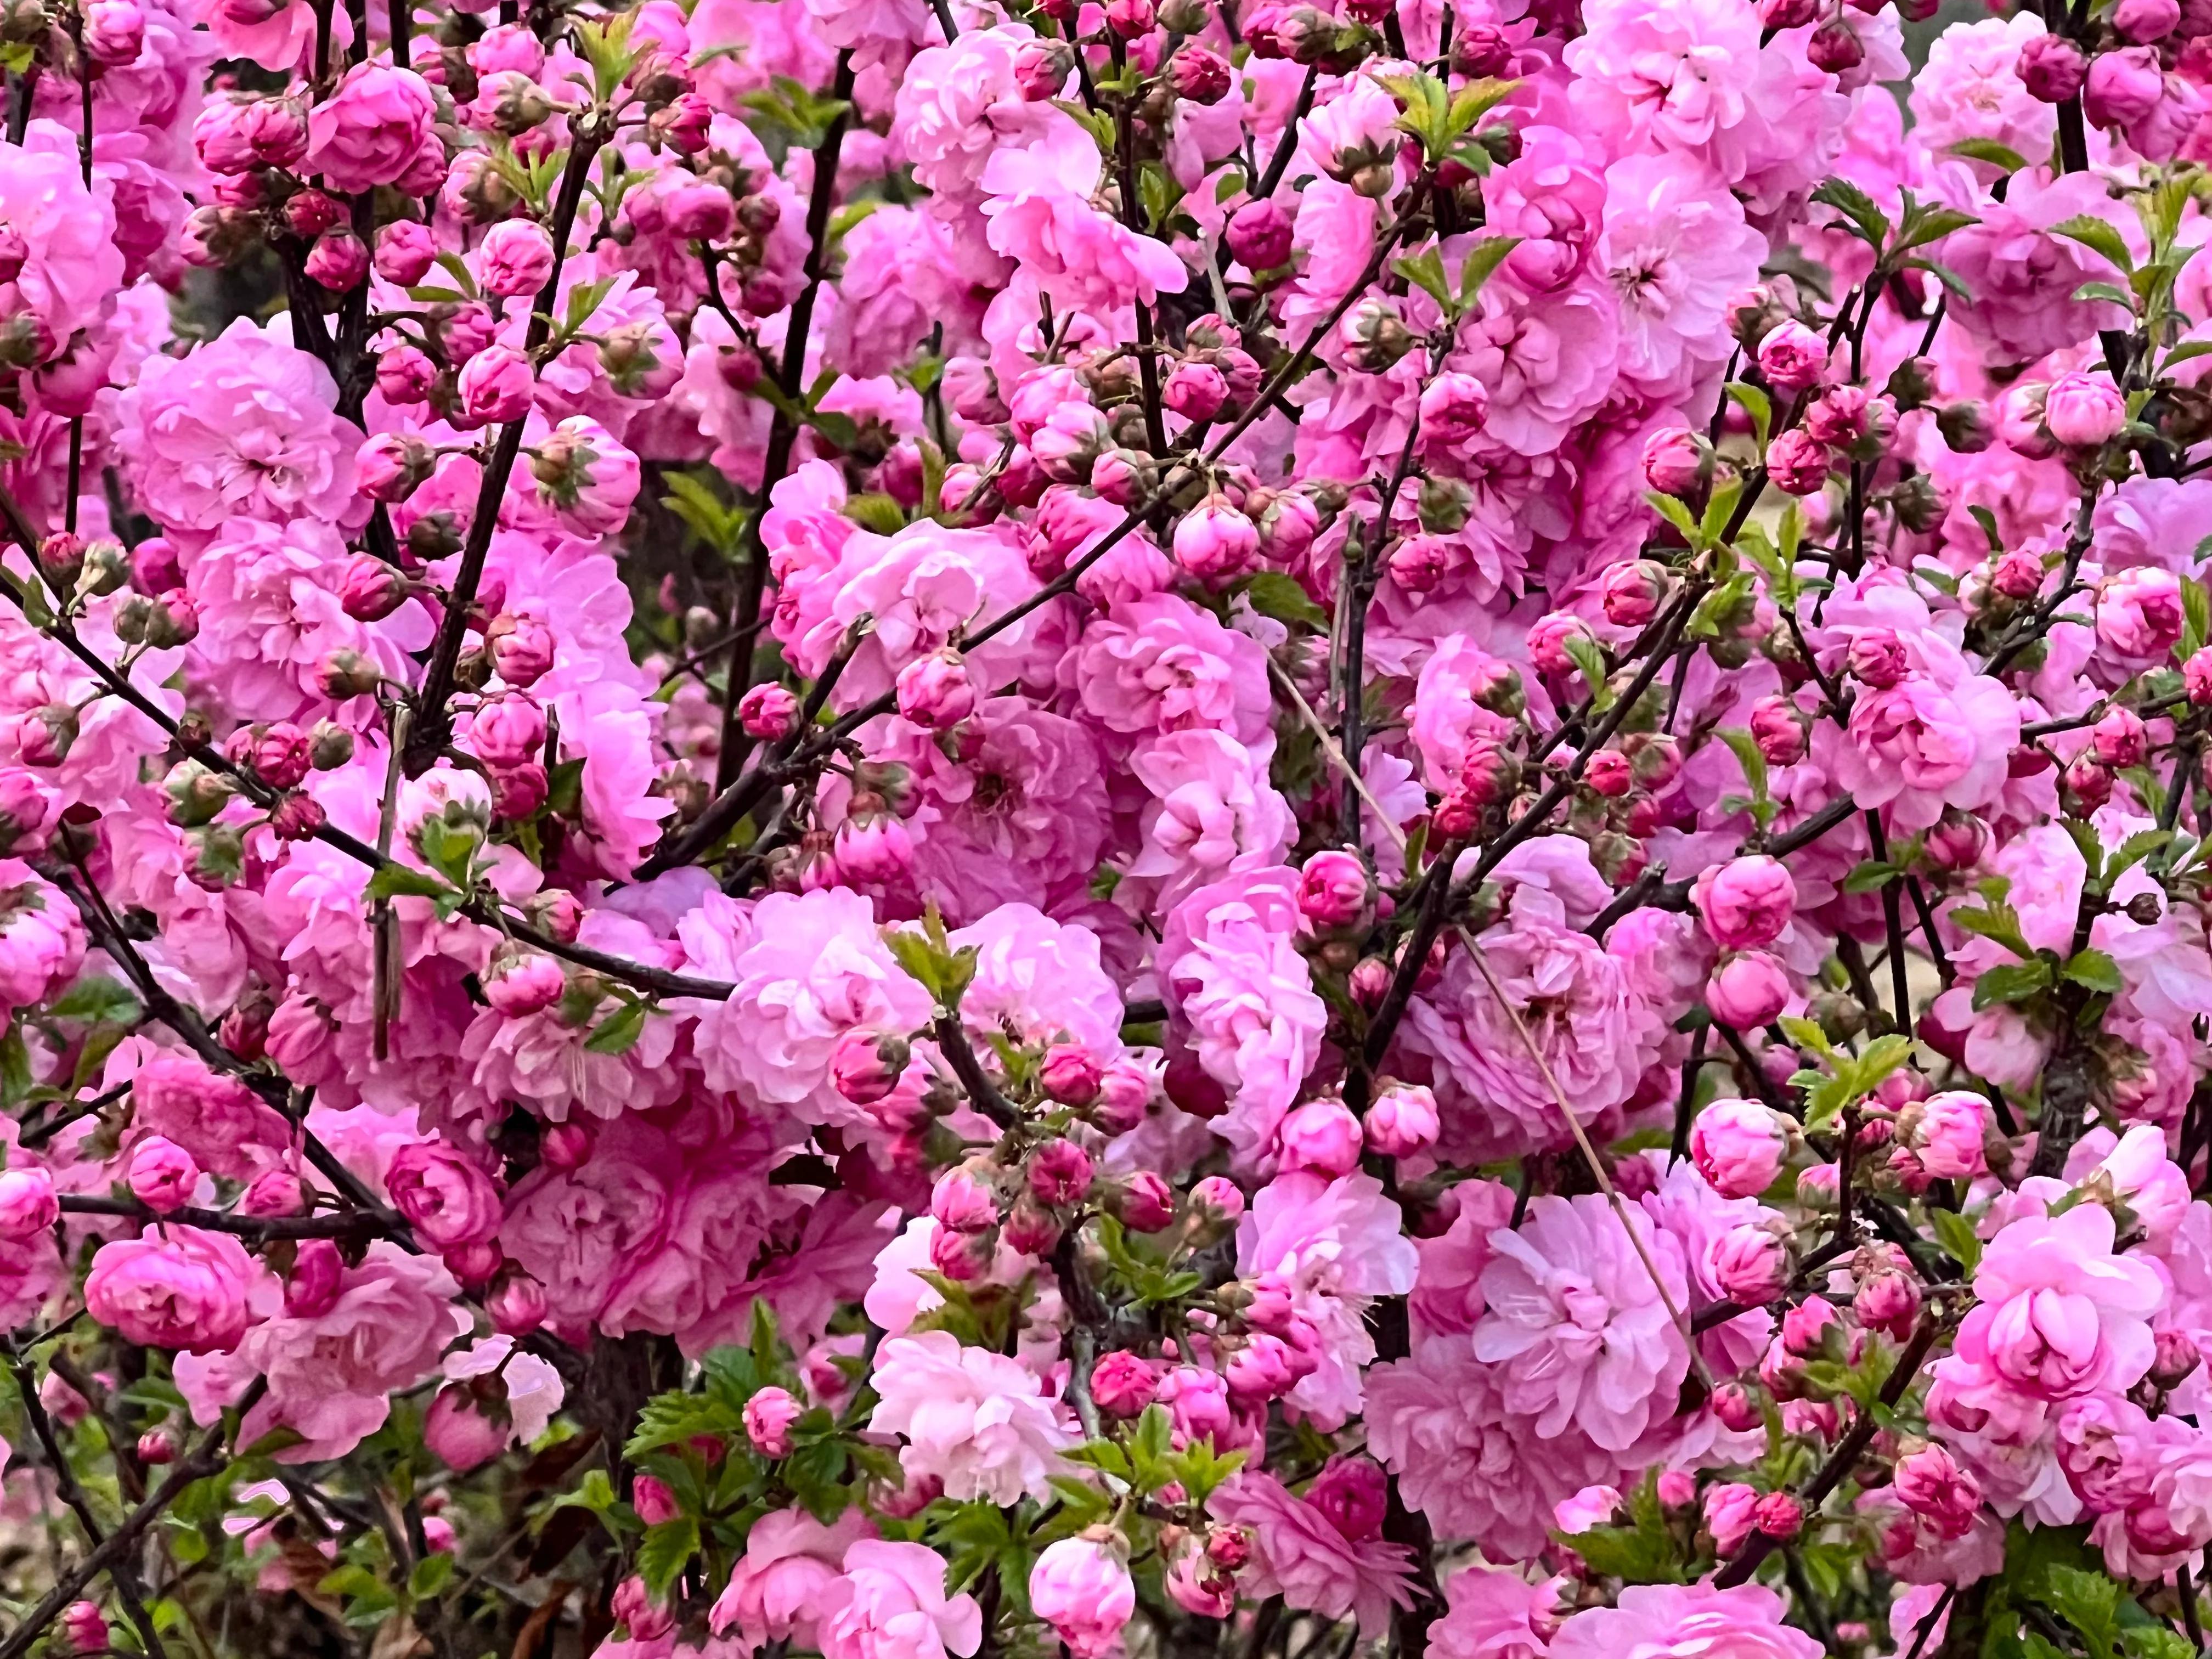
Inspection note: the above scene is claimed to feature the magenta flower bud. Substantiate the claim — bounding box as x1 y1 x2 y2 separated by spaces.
59 1603 107 1656
1386 534 1451 594
2153 1328 2203 1390
2043 370 2126 448
1703 1483 1760 1553
1898 1089 1987 1178
488 1272 548 1336
1226 1332 1301 1403
1255 490 1320 563
1528 611 1598 679
1600 558 1670 628
1170 43 1231 101
1106 0 1155 35
932 1165 1001 1234
425 1383 507 1471
1040 1042 1103 1107
1419 371 1491 444
1163 359 1229 422
1172 500 1259 582
2098 565 2186 660
1780 1295 1842 1361
1029 1138 1094 1207
1010 38 1073 99
483 948 565 1017
1226 198 1295 272
1116 1170 1175 1232
485 611 557 687
1711 1381 1764 1432
1691 1097 1792 1198
1805 16 1863 71
1989 548 2046 601
744 1385 803 1458
1309 1457 1388 1542
1296 849 1372 930
1759 0 1819 25
2092 705 2148 768
612 1577 674 1644
286 1237 345 1318
127 1136 199 1214
540 1122 591 1171
926 1215 995 1275
374 218 437 285
137 1427 177 1465
632 1473 680 1525
1708 950 1791 1030
13 704 77 768
1765 428 1831 496
240 1169 305 1216
375 343 437 405
1364 1082 1440 1158
1750 695 1807 765
471 692 548 770
1642 425 1708 496
737 682 800 741
1192 1175 1244 1223
1712 1222 1792 1305
1091 1350 1158 1418
830 1028 910 1107
83 0 145 64
1277 1099 1363 1177
0 1166 58 1239
478 218 556 299
894 648 976 730
2017 32 2087 100
2117 0 2181 41
284 188 346 238
2085 45 2164 127
338 554 409 623
1855 1261 1922 1336
2186 647 2212 708
1924 810 1990 873
1753 1491 1804 1539
442 1240 504 1288
356 432 436 504
1757 320 1830 392
304 228 369 292
459 344 535 426
1695 855 1797 951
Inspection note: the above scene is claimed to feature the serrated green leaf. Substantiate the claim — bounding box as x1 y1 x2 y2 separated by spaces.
637 1517 699 1596
1972 959 2053 1011
1455 234 1521 309
582 1000 647 1055
1943 137 2027 174
1239 569 1329 631
2061 949 2122 995
2051 214 2134 274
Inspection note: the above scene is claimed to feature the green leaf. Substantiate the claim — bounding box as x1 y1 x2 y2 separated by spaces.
1930 1205 1984 1275
1644 490 1701 543
636 1517 699 1597
1561 633 1610 707
2051 214 2135 273
1391 249 1454 312
408 1554 455 1600
1943 137 2027 174
1725 382 1772 450
1842 860 1900 894
842 492 907 534
1812 177 1891 249
1239 570 1329 630
2074 281 2138 310
1718 728 1770 808
1455 235 1521 309
1894 205 1979 254
45 977 140 1024
582 1000 648 1055
2061 949 2123 995
1971 959 2053 1011
364 864 456 906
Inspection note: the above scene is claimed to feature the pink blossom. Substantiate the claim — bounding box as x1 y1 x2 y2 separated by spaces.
817 1542 984 1659
712 1509 879 1651
84 1225 256 1353
1549 1585 1822 1659
1209 1472 1418 1637
304 60 435 194
1028 1538 1135 1659
868 1330 1075 1503
1955 1203 2163 1401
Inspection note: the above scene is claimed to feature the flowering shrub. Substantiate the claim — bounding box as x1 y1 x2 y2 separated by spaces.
4 0 2212 1650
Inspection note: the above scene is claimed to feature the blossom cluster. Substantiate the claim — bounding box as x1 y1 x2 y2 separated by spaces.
0 0 2210 1649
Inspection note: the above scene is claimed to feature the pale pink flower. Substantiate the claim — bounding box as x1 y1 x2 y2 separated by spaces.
712 1509 879 1651
1549 1585 1822 1659
1954 1203 2163 1401
868 1330 1075 1503
817 1541 984 1659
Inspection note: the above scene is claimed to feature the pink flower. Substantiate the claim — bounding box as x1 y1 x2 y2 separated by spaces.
686 887 934 1125
1028 1538 1135 1659
1548 1585 1822 1659
712 1509 879 1651
2044 371 2126 448
1472 1193 1693 1451
817 1541 985 1659
1127 730 1294 911
1909 15 2057 174
979 120 1188 313
1074 594 1273 746
1598 154 1765 398
1209 1472 1417 1637
383 1143 502 1249
1159 868 1328 1168
1708 950 1792 1029
868 1330 1075 1503
1901 1090 1987 1178
234 1242 471 1459
1955 1203 2163 1401
1432 1565 1562 1659
304 60 436 194
1821 662 2019 833
128 1053 295 1181
0 135 124 359
2097 566 2186 663
84 1226 256 1353
111 318 364 534
0 865 82 1013
1693 855 1797 950
891 29 1063 202
1942 171 2130 363
477 218 555 299
1401 905 1664 1165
